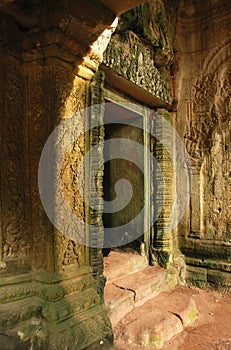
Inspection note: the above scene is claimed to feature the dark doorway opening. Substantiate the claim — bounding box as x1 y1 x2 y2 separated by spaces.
102 99 149 258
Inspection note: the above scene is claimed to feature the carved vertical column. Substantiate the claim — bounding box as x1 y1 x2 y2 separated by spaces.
22 60 94 274
151 109 174 267
88 71 106 299
21 59 112 347
176 0 231 285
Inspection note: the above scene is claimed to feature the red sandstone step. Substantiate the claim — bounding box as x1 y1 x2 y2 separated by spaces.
114 286 198 349
104 265 177 327
104 250 148 282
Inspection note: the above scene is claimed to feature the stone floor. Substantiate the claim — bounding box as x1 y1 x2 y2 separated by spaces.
114 286 231 350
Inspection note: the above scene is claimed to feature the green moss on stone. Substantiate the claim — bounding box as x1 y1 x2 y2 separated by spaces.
150 335 163 348
166 266 179 288
187 305 198 323
120 3 153 43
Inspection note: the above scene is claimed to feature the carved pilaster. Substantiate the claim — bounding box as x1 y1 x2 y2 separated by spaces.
0 54 31 275
88 71 106 299
176 0 231 286
151 109 174 267
188 163 202 239
0 0 117 346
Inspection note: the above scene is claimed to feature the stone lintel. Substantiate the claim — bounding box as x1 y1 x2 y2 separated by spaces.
103 32 173 106
101 64 170 109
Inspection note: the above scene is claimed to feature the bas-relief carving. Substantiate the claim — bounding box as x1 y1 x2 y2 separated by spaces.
23 62 90 272
214 67 230 124
45 309 112 350
201 125 230 241
104 31 173 105
184 60 230 241
0 58 97 312
184 74 218 161
0 60 112 348
0 273 94 304
41 289 100 323
103 0 178 105
0 5 116 348
55 232 85 269
0 59 29 263
53 67 89 271
24 66 54 272
0 298 112 350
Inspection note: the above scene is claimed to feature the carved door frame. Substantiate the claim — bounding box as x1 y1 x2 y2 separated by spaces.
103 88 152 259
87 72 175 270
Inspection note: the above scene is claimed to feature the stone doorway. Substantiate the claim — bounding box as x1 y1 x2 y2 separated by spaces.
89 74 175 292
102 90 151 260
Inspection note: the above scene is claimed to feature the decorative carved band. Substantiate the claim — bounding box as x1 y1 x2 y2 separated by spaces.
103 32 173 105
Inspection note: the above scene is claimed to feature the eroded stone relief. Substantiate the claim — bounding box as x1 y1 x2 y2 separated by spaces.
104 31 173 104
0 3 114 345
1 61 25 261
53 67 88 271
184 63 230 241
185 68 230 162
176 0 231 287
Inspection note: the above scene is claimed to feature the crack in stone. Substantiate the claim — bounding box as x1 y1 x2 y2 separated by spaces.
168 311 184 327
112 282 137 302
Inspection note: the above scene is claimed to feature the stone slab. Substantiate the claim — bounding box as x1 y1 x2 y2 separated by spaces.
104 264 174 327
114 286 198 349
104 283 134 327
116 308 183 349
104 251 148 282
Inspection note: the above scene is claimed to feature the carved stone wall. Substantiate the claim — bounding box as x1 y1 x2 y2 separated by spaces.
0 1 115 348
175 0 231 289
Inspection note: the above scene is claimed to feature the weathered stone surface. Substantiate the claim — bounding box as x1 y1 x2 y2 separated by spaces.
104 251 148 282
175 0 231 287
0 333 30 350
103 31 173 105
0 4 114 348
104 252 178 327
100 0 147 15
114 287 198 349
102 0 178 106
0 0 230 348
119 309 183 348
